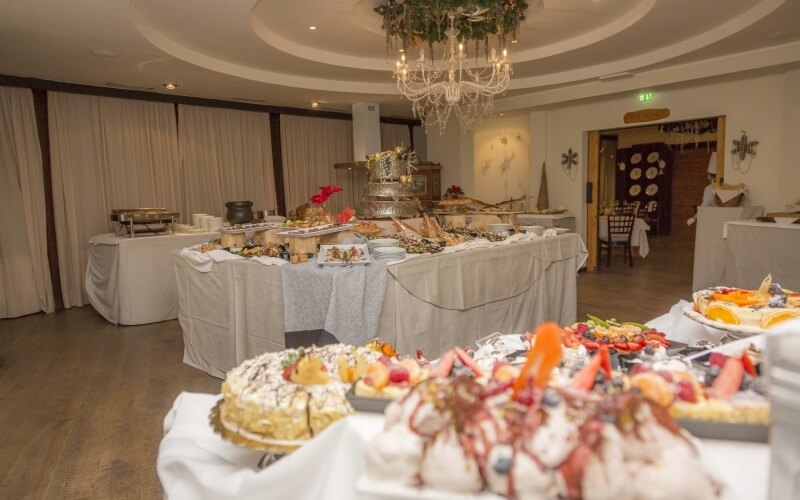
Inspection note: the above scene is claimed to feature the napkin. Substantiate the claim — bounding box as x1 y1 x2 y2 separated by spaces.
251 256 288 267
180 248 243 273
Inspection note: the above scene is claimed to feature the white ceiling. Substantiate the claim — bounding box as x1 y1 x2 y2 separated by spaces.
1 0 799 117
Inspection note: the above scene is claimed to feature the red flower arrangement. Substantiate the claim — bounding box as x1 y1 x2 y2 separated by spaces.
310 185 343 206
336 207 356 224
444 185 464 199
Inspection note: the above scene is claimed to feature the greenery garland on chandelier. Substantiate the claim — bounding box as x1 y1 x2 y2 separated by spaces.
375 0 528 52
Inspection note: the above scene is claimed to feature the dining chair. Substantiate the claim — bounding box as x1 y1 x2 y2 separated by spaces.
599 204 636 267
645 201 660 235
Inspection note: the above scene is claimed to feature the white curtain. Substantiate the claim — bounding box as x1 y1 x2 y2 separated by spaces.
280 115 357 214
380 123 411 151
49 92 181 307
0 86 54 317
178 105 276 219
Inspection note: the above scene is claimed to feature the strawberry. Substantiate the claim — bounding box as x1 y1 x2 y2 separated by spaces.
628 342 642 352
709 352 728 368
454 347 484 377
389 365 410 384
582 340 599 350
614 342 629 351
282 365 294 381
710 358 745 398
676 379 698 403
598 344 612 380
741 351 757 377
631 364 651 375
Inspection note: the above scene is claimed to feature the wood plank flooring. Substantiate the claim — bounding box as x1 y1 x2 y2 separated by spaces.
0 234 695 499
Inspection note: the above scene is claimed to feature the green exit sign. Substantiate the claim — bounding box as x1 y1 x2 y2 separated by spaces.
639 92 652 102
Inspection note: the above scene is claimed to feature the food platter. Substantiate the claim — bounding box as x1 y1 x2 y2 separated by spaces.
277 223 355 238
317 244 371 265
681 304 767 338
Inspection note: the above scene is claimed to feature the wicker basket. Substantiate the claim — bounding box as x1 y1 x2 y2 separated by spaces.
715 183 746 207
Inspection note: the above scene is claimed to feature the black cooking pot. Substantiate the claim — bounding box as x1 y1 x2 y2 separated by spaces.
225 201 254 224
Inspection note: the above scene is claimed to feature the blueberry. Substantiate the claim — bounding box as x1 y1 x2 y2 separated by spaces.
644 347 655 355
492 456 512 474
542 389 562 407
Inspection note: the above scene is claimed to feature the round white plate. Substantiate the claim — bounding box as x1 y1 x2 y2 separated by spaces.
629 184 642 196
647 152 660 163
631 153 642 164
630 167 642 180
681 304 767 338
368 238 400 248
646 166 659 179
646 183 659 196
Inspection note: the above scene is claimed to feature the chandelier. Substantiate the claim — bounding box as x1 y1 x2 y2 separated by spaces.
376 1 528 134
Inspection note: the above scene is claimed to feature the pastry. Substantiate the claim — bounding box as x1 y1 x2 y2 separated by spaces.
692 275 800 329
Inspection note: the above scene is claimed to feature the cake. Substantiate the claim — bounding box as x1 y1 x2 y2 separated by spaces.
692 275 800 329
219 344 381 444
360 148 419 219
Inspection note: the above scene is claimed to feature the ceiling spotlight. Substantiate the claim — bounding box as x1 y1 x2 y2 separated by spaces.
398 48 404 53
511 40 518 45
90 48 117 57
309 26 317 30
311 101 320 109
163 82 178 90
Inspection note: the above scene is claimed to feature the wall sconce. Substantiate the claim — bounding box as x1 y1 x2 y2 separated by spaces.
731 130 759 173
561 147 578 180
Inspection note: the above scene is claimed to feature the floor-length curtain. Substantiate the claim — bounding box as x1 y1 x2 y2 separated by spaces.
0 86 54 317
178 105 276 219
281 115 356 214
49 92 181 307
380 123 411 151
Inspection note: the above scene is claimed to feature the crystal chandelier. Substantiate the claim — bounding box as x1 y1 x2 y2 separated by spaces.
395 15 511 133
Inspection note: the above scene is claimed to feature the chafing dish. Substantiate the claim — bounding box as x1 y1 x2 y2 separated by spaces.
110 208 179 238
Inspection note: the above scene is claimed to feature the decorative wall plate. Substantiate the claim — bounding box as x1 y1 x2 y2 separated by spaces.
629 184 642 196
630 167 642 180
647 152 660 163
618 162 626 171
646 184 659 196
646 166 659 179
658 159 666 168
631 153 642 164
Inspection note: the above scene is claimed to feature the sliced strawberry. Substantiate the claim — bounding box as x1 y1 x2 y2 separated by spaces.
710 357 745 398
628 342 643 352
563 335 578 348
598 344 612 380
583 341 599 350
389 365 410 384
570 353 602 391
282 365 294 381
613 342 630 351
645 340 663 349
676 379 698 403
454 346 484 377
741 351 757 378
709 352 728 368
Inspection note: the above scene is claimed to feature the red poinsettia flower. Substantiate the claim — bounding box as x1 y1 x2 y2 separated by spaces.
310 185 343 206
336 207 356 224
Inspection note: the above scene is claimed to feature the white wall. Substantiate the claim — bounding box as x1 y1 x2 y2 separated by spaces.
471 113 531 204
426 117 474 196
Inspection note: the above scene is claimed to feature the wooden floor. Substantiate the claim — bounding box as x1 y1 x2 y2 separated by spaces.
0 234 695 499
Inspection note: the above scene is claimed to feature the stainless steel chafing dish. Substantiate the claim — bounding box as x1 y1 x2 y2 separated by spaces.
110 208 179 238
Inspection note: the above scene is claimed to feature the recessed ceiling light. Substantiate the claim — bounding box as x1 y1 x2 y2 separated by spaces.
311 101 320 109
163 82 178 90
90 48 117 57
309 26 317 30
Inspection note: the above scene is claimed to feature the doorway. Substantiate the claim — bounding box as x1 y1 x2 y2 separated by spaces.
585 116 726 271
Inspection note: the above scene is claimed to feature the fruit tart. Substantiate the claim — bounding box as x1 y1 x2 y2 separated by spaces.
693 274 800 329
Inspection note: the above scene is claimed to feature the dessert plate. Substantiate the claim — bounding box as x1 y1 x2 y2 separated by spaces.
681 304 767 338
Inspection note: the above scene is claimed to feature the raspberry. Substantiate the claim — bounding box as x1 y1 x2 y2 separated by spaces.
676 379 698 403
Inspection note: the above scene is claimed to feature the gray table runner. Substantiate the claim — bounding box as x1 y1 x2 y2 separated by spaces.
280 260 388 346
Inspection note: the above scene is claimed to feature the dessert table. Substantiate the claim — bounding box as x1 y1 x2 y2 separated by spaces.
598 216 651 258
85 232 216 325
721 220 800 290
174 234 587 378
692 206 764 291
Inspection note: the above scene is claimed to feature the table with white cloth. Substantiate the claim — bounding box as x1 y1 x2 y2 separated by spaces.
157 301 770 500
174 234 587 378
85 232 215 325
598 216 651 258
721 220 800 290
517 212 576 232
692 206 764 291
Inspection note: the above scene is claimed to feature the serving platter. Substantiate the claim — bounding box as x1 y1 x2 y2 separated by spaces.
218 222 282 234
681 304 767 338
317 244 371 266
277 223 355 238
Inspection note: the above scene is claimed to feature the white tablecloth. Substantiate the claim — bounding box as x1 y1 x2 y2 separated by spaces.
721 221 800 290
157 392 769 500
175 234 587 378
598 216 651 258
691 206 764 291
85 232 216 325
517 213 576 232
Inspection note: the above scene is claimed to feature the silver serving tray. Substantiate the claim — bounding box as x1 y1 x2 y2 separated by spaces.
110 208 179 223
276 223 355 238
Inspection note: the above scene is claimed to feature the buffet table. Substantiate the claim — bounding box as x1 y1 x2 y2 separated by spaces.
174 234 587 378
599 216 651 258
722 220 800 290
692 206 764 291
86 232 216 325
517 212 576 232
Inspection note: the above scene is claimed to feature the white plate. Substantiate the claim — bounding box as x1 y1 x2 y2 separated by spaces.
631 153 642 164
356 476 501 500
681 304 767 338
647 152 660 163
646 183 659 196
368 238 401 248
317 244 371 265
553 227 571 234
629 184 642 196
630 167 642 180
646 166 659 179
372 247 405 256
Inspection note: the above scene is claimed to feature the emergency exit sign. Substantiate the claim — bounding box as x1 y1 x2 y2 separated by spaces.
639 92 652 102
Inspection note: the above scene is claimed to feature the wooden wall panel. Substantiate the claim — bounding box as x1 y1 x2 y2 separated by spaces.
670 148 713 237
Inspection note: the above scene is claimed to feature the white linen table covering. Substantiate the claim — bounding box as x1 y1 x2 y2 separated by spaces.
157 392 768 500
85 232 215 325
722 220 800 291
598 216 651 258
174 234 586 378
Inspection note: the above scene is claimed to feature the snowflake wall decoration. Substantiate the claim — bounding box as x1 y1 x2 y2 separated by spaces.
561 147 578 179
731 130 759 173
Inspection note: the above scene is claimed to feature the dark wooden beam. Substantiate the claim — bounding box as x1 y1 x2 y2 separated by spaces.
30 88 63 310
269 113 287 216
0 74 421 126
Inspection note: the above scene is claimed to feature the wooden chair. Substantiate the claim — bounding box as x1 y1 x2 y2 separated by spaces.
599 205 636 267
645 201 660 235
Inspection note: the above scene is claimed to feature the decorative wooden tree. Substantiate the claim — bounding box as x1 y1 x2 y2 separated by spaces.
537 162 550 210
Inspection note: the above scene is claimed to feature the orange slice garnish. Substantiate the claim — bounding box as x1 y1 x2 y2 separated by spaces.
760 311 800 329
706 304 741 325
712 290 762 306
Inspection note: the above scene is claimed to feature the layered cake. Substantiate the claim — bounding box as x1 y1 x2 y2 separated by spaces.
692 275 800 329
220 344 381 443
